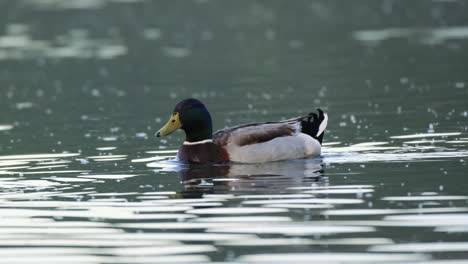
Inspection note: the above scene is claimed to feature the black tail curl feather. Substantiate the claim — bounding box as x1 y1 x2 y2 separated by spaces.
300 109 326 144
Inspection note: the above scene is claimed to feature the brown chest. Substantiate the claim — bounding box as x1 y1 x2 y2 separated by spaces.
177 142 229 164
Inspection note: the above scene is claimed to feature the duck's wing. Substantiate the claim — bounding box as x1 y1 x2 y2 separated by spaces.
213 109 328 147
213 121 298 147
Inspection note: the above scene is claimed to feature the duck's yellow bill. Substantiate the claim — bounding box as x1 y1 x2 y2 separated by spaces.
155 112 181 137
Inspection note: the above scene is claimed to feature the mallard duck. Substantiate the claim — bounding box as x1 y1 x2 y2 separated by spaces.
156 98 328 164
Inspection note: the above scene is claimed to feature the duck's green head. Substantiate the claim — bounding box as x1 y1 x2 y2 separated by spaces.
155 98 213 142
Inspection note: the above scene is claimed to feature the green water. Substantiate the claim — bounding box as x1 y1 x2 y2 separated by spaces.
0 1 468 263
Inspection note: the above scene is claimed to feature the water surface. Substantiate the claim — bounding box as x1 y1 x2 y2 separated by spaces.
0 0 468 263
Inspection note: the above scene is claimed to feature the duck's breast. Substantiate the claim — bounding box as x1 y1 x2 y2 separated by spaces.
177 141 229 163
226 133 321 163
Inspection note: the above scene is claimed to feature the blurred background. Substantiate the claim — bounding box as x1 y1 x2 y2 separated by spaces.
0 0 467 153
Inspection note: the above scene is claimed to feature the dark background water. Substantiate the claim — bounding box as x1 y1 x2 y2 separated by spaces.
0 0 468 263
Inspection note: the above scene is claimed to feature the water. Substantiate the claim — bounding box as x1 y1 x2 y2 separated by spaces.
0 0 468 263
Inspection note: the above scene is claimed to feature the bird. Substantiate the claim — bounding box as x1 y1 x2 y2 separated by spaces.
155 98 328 164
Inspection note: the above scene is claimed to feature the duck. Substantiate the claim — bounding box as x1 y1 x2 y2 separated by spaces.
155 98 328 164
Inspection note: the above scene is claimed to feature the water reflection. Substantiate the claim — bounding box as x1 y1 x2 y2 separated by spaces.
179 159 324 196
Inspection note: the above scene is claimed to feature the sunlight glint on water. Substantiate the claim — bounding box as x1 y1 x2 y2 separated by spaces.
0 0 467 263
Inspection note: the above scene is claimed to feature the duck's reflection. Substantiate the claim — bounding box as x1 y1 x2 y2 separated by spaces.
179 158 326 197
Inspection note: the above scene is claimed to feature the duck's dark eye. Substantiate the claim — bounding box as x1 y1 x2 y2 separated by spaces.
171 120 176 123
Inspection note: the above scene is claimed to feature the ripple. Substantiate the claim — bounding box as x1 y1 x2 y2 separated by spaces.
118 218 294 230
403 139 446 144
322 142 342 146
86 155 127 159
0 179 62 189
106 245 216 256
88 192 139 197
88 154 128 162
0 238 178 247
0 223 109 230
96 147 117 151
218 238 317 246
390 132 461 139
288 185 374 190
175 202 224 208
3 200 143 208
447 140 468 144
107 255 211 263
0 153 80 160
242 198 364 205
152 198 227 204
0 191 63 200
145 150 178 154
37 160 72 165
131 156 171 163
349 142 390 147
0 166 30 171
237 252 428 263
324 144 399 153
14 170 90 175
135 196 170 200
0 256 105 264
117 222 238 230
324 151 468 163
0 248 209 263
0 207 196 220
263 204 334 209
235 194 313 199
187 207 287 215
48 177 96 183
435 226 468 233
207 224 375 236
382 195 468 201
76 232 257 242
26 164 69 170
0 161 30 167
211 178 240 182
369 242 468 252
323 207 468 216
0 227 122 235
219 237 393 246
302 189 374 194
126 206 193 213
385 213 468 221
203 194 235 199
194 216 293 222
304 219 468 228
77 174 138 179
146 160 183 170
